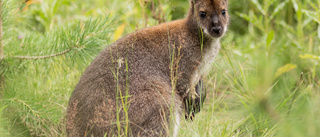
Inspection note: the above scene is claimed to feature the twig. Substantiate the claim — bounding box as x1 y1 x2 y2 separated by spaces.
150 0 165 24
0 0 3 59
0 0 4 91
11 98 40 118
287 72 304 115
11 48 72 59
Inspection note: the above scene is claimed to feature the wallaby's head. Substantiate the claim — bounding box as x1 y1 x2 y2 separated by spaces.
189 0 229 38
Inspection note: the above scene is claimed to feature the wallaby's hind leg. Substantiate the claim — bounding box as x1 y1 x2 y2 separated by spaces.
127 90 182 137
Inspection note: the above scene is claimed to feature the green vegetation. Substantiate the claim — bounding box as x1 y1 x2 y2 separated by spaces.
0 0 319 136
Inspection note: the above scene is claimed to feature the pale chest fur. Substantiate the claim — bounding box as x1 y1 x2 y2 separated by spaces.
190 39 220 91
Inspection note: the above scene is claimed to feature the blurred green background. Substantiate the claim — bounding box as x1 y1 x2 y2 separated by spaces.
0 0 319 136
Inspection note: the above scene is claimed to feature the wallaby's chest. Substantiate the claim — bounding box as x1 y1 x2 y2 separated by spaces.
190 39 220 87
200 39 220 75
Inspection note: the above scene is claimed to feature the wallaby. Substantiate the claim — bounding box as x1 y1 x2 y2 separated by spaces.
66 0 229 136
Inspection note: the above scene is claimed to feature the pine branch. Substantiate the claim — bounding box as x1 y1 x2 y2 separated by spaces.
3 17 111 64
11 48 72 59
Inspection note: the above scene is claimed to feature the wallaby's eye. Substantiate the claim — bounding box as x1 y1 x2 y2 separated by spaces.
222 9 226 16
199 11 206 18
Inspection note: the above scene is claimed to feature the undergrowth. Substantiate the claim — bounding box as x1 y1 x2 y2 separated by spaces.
0 0 319 136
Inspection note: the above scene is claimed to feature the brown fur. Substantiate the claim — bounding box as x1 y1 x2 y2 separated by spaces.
66 0 229 136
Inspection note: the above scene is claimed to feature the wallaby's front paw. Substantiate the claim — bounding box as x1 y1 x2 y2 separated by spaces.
184 80 206 120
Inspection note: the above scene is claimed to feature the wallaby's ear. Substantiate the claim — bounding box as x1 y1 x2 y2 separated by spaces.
189 0 198 14
189 0 197 6
224 0 228 6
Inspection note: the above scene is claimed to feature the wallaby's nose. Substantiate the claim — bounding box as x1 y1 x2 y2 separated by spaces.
212 15 221 34
212 27 221 34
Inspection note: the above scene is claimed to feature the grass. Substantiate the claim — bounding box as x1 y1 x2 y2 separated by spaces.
0 0 319 136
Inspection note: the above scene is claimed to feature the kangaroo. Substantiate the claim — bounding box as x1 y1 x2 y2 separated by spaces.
66 0 229 136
